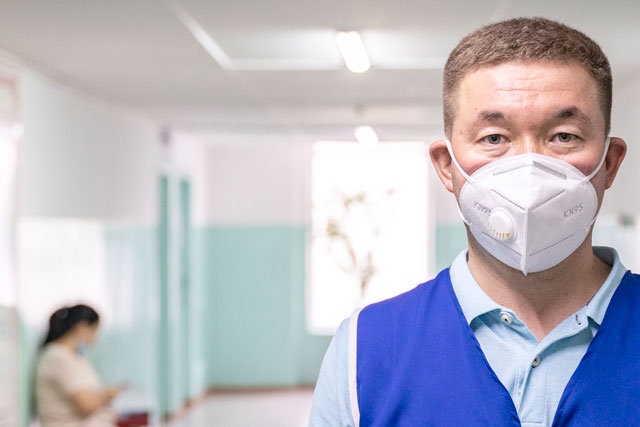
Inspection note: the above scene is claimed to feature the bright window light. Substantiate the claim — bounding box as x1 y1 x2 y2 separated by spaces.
18 219 110 329
308 141 431 333
0 127 18 306
335 31 371 73
354 126 378 147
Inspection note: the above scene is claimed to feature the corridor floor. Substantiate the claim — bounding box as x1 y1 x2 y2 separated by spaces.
167 388 314 427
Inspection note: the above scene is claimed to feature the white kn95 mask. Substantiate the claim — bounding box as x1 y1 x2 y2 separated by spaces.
446 138 610 275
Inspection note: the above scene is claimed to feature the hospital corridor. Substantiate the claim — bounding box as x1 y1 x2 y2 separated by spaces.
0 1 640 427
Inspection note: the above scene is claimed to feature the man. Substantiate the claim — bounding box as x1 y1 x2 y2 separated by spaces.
309 17 634 426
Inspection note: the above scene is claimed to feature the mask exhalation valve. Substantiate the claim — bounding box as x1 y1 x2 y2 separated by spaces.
489 208 515 241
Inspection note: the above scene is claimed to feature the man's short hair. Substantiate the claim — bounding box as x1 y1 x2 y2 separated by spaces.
443 17 612 138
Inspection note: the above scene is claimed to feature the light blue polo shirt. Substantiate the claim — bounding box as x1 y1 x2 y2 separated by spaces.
309 246 627 426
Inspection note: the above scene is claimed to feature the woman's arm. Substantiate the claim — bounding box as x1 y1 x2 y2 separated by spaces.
70 386 121 417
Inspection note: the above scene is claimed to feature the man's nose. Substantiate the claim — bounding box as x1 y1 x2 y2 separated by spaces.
514 138 545 155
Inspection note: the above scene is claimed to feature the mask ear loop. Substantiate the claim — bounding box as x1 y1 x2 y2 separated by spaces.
444 140 472 226
583 137 611 230
584 137 611 182
445 140 473 183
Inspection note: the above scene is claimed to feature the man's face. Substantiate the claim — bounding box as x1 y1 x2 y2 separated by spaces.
443 60 616 207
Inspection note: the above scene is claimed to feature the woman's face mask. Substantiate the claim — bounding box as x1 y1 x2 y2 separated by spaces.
75 322 99 355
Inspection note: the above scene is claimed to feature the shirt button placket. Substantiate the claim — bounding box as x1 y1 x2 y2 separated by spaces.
501 313 513 324
532 356 541 368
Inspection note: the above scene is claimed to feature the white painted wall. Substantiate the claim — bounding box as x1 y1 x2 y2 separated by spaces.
18 70 159 221
603 74 640 216
201 137 463 229
203 141 310 225
168 132 208 227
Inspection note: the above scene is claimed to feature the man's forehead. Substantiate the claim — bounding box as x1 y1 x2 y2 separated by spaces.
454 61 601 116
458 60 597 93
471 106 593 126
449 60 605 133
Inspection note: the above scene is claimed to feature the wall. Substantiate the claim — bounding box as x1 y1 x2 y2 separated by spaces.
199 142 331 387
13 58 321 424
0 69 19 427
160 135 209 413
15 67 162 426
18 72 158 221
603 73 640 217
196 139 481 386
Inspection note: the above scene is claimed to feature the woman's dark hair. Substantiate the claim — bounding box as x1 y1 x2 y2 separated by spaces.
42 304 100 347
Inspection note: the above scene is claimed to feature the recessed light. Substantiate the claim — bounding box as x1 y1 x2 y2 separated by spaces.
354 126 378 146
335 31 371 73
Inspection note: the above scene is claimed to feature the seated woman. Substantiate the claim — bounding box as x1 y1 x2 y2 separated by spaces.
36 304 121 427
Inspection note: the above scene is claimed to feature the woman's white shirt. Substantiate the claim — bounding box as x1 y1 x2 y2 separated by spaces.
35 343 116 427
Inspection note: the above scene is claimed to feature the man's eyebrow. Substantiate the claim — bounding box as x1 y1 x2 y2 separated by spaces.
473 110 505 124
552 107 592 125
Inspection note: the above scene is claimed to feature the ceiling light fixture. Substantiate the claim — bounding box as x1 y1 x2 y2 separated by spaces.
335 31 371 73
354 126 379 147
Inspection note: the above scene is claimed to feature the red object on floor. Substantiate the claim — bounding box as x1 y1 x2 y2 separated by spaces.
117 413 149 427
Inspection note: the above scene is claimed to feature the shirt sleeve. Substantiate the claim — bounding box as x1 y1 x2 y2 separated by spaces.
309 318 355 427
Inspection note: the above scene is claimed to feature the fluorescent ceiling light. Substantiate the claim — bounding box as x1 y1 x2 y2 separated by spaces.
335 31 371 73
354 126 379 147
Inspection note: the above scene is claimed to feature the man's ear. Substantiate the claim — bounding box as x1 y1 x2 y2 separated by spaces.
604 137 626 189
429 139 455 193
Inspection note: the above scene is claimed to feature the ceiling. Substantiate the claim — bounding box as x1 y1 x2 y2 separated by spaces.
0 0 638 143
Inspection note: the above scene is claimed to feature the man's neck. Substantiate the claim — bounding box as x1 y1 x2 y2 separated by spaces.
466 233 611 341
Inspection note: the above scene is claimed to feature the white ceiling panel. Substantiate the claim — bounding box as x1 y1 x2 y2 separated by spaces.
213 29 343 62
179 0 504 31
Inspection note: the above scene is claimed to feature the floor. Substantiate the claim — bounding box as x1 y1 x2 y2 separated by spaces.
167 389 314 427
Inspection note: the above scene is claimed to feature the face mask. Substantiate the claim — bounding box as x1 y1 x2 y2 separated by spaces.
446 138 609 275
76 341 91 356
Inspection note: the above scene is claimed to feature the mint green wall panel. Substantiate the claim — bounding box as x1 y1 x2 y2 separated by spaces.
157 176 207 414
200 226 330 387
287 228 332 384
198 223 473 386
158 176 184 415
435 224 468 271
90 225 159 417
19 316 39 427
189 229 210 395
295 330 333 384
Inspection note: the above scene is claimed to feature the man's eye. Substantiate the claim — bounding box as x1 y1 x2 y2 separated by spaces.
482 134 503 145
555 133 577 143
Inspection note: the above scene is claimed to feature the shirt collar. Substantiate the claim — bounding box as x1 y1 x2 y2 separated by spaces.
585 246 627 325
449 246 627 326
450 249 501 325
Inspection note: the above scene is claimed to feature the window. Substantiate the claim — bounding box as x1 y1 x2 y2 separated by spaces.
0 125 17 307
0 72 19 427
308 141 432 333
17 219 109 328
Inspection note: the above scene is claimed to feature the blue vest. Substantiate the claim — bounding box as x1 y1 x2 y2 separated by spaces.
356 268 640 426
